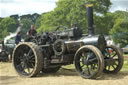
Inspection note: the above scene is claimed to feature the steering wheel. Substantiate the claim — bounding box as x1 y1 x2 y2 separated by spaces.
54 26 69 39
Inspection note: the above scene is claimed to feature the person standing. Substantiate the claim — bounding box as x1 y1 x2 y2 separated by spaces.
27 25 37 36
15 32 21 44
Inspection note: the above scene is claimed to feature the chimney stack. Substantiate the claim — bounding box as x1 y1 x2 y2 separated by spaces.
86 4 94 36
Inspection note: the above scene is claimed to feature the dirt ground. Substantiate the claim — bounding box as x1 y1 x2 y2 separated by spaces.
0 62 128 85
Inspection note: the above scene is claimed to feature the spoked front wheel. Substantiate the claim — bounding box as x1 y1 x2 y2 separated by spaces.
12 42 43 77
74 45 104 79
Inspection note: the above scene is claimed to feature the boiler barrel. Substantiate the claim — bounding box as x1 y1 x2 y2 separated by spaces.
65 35 106 53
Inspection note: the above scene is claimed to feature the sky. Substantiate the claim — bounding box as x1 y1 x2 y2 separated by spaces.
110 0 128 12
0 0 128 17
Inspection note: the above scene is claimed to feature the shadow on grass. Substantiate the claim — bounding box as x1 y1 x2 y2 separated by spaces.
36 68 78 77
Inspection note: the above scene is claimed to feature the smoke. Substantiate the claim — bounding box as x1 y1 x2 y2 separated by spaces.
4 26 21 43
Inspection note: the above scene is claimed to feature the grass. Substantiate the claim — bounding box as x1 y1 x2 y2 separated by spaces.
62 64 75 69
122 59 128 71
122 54 128 71
123 54 128 56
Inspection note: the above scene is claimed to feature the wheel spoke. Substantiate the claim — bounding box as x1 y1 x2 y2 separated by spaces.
16 64 24 71
27 49 32 56
114 61 118 66
89 57 97 62
87 65 90 75
16 64 22 69
92 64 97 70
114 59 119 61
27 67 30 73
81 67 87 74
29 60 35 63
28 55 35 60
112 65 116 69
81 64 84 68
31 63 35 68
104 50 108 57
90 64 93 71
108 65 110 70
92 64 95 69
23 63 27 69
82 53 87 58
112 53 117 58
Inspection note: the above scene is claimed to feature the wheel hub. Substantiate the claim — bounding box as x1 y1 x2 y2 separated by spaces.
82 58 91 65
21 54 30 63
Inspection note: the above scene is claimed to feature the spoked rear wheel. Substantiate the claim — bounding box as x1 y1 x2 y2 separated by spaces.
12 42 43 77
74 45 104 79
103 45 124 73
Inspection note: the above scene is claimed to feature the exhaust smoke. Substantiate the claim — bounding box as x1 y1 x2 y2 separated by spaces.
4 26 21 43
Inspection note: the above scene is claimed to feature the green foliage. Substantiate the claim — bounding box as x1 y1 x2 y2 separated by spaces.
31 13 40 24
35 16 42 29
0 18 3 22
37 0 111 33
110 11 128 47
20 13 40 25
10 14 19 20
95 12 114 35
0 17 17 32
0 29 9 41
0 17 17 41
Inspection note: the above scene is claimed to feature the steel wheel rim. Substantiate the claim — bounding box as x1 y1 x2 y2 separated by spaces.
13 44 36 76
75 48 100 78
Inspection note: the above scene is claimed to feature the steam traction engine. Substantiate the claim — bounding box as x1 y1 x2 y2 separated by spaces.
12 4 123 79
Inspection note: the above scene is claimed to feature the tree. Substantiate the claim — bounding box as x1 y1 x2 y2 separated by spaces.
20 14 32 21
0 17 4 22
10 14 19 20
0 17 17 33
35 16 41 29
95 12 114 35
0 29 9 41
38 0 111 33
10 14 20 29
31 13 40 24
110 11 128 47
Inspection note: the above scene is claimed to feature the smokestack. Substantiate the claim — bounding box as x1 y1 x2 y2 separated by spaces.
86 4 94 36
